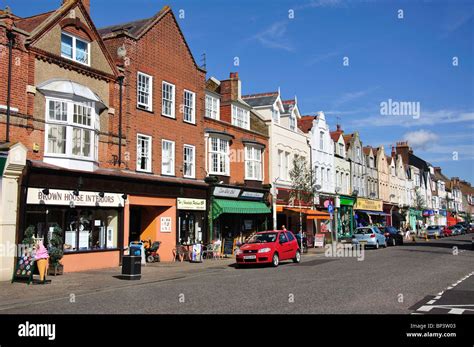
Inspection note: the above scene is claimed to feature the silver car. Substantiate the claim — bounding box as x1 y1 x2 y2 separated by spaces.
352 226 387 249
426 225 443 238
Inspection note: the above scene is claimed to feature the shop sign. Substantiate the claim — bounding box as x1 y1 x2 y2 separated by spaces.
423 210 434 217
240 191 264 200
27 188 124 207
315 234 325 247
213 187 241 198
339 196 354 206
354 198 383 211
177 198 206 211
160 217 172 233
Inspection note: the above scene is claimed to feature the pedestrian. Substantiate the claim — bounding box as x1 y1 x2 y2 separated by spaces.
281 225 287 231
405 225 411 240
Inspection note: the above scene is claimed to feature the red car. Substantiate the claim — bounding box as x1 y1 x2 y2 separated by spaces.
442 226 453 237
235 230 301 267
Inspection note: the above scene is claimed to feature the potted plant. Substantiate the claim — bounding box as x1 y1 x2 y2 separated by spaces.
48 225 64 276
22 225 35 246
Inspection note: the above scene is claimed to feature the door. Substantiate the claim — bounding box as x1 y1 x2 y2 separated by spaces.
129 207 142 242
278 232 292 260
286 232 299 258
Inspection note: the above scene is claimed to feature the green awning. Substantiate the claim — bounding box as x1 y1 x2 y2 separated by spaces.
212 199 271 220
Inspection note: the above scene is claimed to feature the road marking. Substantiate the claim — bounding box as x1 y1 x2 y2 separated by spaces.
427 300 436 305
448 308 464 314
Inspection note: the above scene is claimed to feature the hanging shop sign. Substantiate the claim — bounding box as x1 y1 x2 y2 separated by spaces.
240 191 265 200
354 198 383 211
177 198 206 211
213 187 241 198
27 188 125 207
339 196 355 206
160 217 172 233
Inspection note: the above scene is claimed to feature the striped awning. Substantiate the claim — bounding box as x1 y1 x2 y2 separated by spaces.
212 199 271 220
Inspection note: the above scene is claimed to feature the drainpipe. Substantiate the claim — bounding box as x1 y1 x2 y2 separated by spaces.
117 75 124 166
5 29 15 143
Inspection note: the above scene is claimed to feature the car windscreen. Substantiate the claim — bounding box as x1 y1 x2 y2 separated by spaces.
427 226 438 230
247 233 277 243
355 228 373 234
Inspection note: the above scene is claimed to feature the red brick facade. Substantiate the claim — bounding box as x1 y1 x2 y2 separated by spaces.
101 8 206 180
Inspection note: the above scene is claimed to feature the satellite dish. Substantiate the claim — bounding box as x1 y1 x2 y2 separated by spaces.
117 44 127 58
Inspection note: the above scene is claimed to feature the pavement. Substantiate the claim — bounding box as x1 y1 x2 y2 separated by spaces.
0 234 472 314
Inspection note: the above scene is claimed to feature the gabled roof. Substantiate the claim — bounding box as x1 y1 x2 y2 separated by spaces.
363 146 373 156
282 99 295 114
14 11 55 32
98 6 204 72
330 131 342 143
297 116 316 133
242 92 279 108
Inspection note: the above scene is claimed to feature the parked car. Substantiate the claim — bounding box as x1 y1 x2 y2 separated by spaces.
448 225 462 236
426 225 443 238
441 226 453 237
455 223 467 234
379 226 403 246
235 230 301 267
352 226 387 249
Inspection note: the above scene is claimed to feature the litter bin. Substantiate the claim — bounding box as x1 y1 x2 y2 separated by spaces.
121 255 141 280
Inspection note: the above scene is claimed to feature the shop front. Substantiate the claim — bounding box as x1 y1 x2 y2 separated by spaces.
336 195 354 238
177 198 207 245
422 209 435 226
354 197 386 227
434 209 447 226
209 186 271 253
383 203 395 226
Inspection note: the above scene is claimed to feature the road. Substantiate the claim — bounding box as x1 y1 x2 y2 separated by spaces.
1 234 473 314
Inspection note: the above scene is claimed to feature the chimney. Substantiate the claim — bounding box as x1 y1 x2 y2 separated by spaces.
63 0 90 15
395 141 410 164
434 166 442 174
391 145 396 158
336 124 341 131
220 72 241 103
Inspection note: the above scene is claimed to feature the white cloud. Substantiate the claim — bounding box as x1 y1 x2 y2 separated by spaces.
251 21 294 52
332 87 380 107
402 130 439 150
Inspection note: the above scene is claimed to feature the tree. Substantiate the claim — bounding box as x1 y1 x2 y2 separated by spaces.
289 155 316 251
414 187 426 211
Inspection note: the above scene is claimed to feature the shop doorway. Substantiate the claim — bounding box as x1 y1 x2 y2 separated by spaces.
129 207 142 242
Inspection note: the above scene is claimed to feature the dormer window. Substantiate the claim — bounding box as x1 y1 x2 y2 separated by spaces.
289 113 296 131
61 32 90 66
272 108 280 124
339 143 344 157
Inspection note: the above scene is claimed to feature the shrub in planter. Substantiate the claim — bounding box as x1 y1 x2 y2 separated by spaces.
48 226 64 276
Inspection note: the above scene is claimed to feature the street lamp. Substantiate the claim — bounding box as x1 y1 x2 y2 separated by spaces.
272 177 280 230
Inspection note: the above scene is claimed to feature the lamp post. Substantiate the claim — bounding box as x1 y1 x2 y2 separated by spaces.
272 177 280 230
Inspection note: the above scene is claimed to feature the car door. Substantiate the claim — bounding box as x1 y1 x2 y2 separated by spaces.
375 228 385 245
278 232 291 260
286 232 298 257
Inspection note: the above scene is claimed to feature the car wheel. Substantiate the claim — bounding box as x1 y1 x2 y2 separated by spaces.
293 250 301 263
375 242 379 249
272 253 280 267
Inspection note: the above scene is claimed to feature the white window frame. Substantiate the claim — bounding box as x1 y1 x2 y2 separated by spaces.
137 72 153 111
60 32 90 66
161 139 175 176
183 90 196 124
208 137 230 176
319 132 324 151
162 81 175 118
44 97 96 161
278 150 283 180
272 107 280 124
231 104 250 130
205 94 220 120
183 144 196 178
245 145 263 181
136 134 152 173
284 152 290 181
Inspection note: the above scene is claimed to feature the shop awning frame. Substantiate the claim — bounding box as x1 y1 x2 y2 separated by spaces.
284 207 331 220
212 199 271 220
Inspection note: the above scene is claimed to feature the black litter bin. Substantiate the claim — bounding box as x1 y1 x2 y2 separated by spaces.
121 255 141 280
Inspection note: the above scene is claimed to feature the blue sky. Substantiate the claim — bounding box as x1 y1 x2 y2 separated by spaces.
4 0 474 182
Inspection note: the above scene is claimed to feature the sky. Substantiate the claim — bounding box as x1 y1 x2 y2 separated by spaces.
3 0 474 182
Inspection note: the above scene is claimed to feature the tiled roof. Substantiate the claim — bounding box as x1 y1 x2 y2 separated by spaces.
330 131 342 142
297 116 315 133
242 92 278 107
14 11 55 32
363 146 372 156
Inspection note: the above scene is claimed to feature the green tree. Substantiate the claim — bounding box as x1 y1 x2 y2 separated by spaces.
414 188 426 210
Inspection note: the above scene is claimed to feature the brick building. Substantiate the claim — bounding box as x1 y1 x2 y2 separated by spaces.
204 73 271 250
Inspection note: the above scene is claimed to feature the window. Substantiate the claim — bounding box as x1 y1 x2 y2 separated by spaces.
45 98 95 160
289 113 296 131
183 145 195 178
278 150 283 179
319 132 324 151
245 145 263 181
357 146 361 160
162 140 175 175
137 134 152 172
272 108 280 124
284 152 289 180
183 90 195 123
162 81 175 118
339 143 344 156
137 72 153 111
205 94 219 120
209 137 229 175
232 105 250 129
369 157 374 168
61 32 89 65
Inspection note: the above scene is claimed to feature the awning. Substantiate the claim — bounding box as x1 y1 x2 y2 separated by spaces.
212 199 271 220
285 208 330 220
37 79 107 111
356 210 389 216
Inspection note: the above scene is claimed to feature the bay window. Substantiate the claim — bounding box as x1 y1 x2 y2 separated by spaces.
45 98 96 161
209 137 229 175
232 104 250 129
245 145 263 181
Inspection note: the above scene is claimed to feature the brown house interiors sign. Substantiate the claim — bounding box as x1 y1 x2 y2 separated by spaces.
27 188 125 207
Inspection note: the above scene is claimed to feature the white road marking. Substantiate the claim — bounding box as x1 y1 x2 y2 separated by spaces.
448 308 464 314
